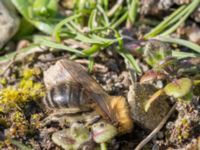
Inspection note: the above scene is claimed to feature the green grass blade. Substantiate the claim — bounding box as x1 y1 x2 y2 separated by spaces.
144 5 186 39
119 50 141 73
108 0 123 17
156 36 200 54
0 44 40 63
97 4 110 26
37 37 84 55
161 0 200 36
103 0 108 11
172 51 199 59
11 0 30 19
64 22 115 44
12 0 57 34
53 14 82 42
74 34 106 44
88 57 94 72
90 34 116 44
83 44 101 55
111 11 128 28
128 0 139 24
31 20 54 34
88 9 97 30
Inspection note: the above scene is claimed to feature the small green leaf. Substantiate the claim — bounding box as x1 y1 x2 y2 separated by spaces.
52 123 90 150
92 121 117 143
11 0 57 34
11 0 30 19
181 91 193 101
164 78 192 98
14 18 35 38
33 0 58 17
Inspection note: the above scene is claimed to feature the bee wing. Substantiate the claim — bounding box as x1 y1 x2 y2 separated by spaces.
58 59 114 120
44 59 114 121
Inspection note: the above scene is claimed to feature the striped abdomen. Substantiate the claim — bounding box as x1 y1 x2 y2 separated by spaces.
43 83 90 108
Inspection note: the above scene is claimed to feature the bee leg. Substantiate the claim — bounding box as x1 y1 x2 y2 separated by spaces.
84 113 101 126
41 115 61 127
42 107 93 127
45 107 91 118
50 108 83 116
42 113 83 127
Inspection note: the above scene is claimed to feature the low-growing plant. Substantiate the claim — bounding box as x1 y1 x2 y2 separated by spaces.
0 68 44 113
142 57 200 111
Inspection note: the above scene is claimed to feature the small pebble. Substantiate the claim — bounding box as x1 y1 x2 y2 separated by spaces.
155 80 164 89
152 135 158 142
157 131 164 139
0 1 20 49
166 122 174 130
152 143 160 150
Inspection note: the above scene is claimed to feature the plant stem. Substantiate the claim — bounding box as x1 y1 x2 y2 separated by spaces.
135 104 177 150
144 89 164 112
100 143 107 150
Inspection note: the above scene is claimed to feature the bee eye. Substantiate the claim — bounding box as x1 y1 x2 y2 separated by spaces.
100 123 105 127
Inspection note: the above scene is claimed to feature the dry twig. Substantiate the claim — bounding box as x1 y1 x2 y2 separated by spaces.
135 103 177 150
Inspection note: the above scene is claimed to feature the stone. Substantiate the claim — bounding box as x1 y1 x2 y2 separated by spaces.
127 83 170 130
0 1 20 49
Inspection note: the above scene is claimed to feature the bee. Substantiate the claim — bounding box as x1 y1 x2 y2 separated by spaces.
43 59 133 133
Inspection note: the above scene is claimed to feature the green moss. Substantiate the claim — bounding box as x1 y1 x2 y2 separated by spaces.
12 111 25 122
0 67 44 113
6 111 29 138
22 68 41 79
175 117 191 143
0 78 7 86
30 113 43 128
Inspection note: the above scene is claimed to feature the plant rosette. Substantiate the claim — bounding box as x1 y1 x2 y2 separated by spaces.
52 123 91 150
92 121 117 150
164 78 193 99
